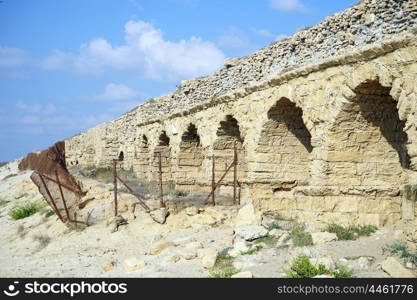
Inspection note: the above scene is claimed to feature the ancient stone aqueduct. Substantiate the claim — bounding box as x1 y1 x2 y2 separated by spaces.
65 0 417 228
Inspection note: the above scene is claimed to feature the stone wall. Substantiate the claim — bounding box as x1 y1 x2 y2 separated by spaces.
66 0 417 228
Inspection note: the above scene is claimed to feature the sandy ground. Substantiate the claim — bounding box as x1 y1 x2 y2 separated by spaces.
0 162 414 278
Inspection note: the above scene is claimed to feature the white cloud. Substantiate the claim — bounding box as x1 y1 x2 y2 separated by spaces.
42 20 225 81
0 46 28 68
269 0 305 12
94 83 139 101
16 100 57 114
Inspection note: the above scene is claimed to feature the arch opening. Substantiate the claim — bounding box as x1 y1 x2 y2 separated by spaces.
253 97 312 184
213 115 246 203
152 131 172 182
327 80 410 187
177 123 204 187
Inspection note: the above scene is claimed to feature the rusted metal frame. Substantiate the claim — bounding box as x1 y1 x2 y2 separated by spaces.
113 160 118 216
211 155 215 206
116 175 150 212
158 152 165 208
55 169 71 222
206 158 235 203
40 174 85 196
38 173 64 222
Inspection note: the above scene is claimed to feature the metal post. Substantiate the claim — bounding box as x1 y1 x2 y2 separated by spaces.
233 141 238 205
211 154 215 206
158 152 165 208
74 212 77 230
113 160 118 216
39 173 64 222
55 169 70 222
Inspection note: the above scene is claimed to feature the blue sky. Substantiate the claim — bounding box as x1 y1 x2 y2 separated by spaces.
0 0 356 162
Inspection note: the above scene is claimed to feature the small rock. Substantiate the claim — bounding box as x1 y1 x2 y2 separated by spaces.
406 262 414 269
311 232 338 245
185 241 203 251
276 232 291 247
148 240 175 255
229 240 250 257
313 275 335 278
123 257 145 272
380 257 415 278
231 271 253 278
234 204 261 227
178 249 197 260
234 226 268 241
103 260 115 272
269 229 286 238
150 208 169 224
185 206 199 216
198 249 218 269
166 254 181 263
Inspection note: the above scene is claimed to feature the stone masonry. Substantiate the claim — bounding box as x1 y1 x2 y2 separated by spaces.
66 0 417 228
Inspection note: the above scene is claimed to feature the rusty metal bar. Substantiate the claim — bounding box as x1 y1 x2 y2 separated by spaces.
206 159 235 202
74 212 77 230
116 175 150 212
39 173 64 222
113 160 118 216
211 154 215 206
233 141 238 205
40 173 85 196
55 169 70 222
158 152 165 208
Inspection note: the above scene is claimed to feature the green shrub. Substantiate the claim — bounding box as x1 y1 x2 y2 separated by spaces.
384 242 417 265
289 223 313 247
172 190 189 197
284 255 353 278
324 224 377 240
0 162 7 167
240 245 262 255
254 235 278 247
209 253 240 278
9 202 44 220
14 193 29 200
45 210 55 218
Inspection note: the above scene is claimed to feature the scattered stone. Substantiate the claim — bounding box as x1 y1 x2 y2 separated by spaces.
229 240 250 257
313 275 335 278
148 240 175 255
269 229 286 238
234 226 268 241
178 249 198 260
123 257 145 272
103 260 115 272
150 208 169 224
339 256 373 270
276 232 291 247
311 232 338 245
106 215 128 233
166 254 181 263
185 241 203 251
198 249 218 269
234 204 261 227
380 257 415 278
406 262 414 269
231 271 253 278
185 206 199 216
